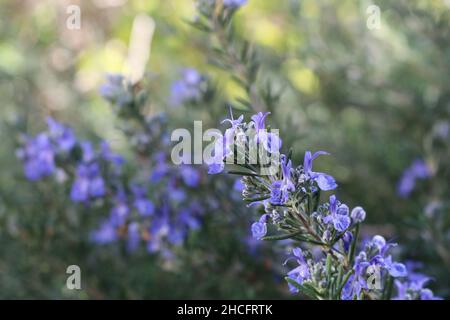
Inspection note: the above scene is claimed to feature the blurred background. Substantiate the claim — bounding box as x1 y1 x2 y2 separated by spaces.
0 0 448 298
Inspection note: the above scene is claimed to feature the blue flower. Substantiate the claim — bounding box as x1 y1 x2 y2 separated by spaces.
146 213 170 253
207 135 229 174
99 74 132 106
270 155 295 205
127 222 140 252
222 113 244 129
342 231 353 252
366 235 408 278
233 178 244 192
20 133 55 181
251 214 268 240
150 152 170 182
80 141 95 163
394 277 442 300
179 208 201 230
135 198 155 217
383 256 408 278
167 179 187 202
251 112 282 153
70 163 105 202
131 184 154 217
303 151 337 191
170 68 205 106
110 199 130 227
90 219 117 244
341 254 370 300
323 195 351 232
284 248 311 293
46 117 77 152
100 141 125 168
167 227 185 245
208 162 225 174
351 206 366 223
397 159 431 198
180 165 201 187
251 112 269 133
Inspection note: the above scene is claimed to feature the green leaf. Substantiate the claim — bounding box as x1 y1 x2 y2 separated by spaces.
337 269 354 298
226 170 259 177
382 276 394 300
261 231 303 241
285 277 320 300
348 224 360 265
326 253 332 276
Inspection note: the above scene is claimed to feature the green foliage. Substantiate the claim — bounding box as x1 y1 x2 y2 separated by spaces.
0 0 448 298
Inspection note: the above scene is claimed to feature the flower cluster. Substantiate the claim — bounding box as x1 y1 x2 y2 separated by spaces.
340 235 408 300
17 114 210 257
393 262 441 300
17 117 122 190
90 152 208 256
208 111 440 300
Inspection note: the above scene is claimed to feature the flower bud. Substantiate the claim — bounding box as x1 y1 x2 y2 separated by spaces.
351 206 366 223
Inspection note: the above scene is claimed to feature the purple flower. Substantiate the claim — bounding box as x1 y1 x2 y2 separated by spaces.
207 112 246 175
110 201 130 227
366 235 408 278
222 113 244 129
270 155 295 205
130 184 154 216
351 206 366 223
341 254 370 300
383 256 408 278
284 248 311 293
70 163 105 202
135 199 155 217
127 222 140 252
251 214 268 240
394 277 442 300
167 227 185 245
150 152 170 182
397 159 431 198
179 208 201 230
342 231 353 252
90 219 117 244
303 151 337 191
251 112 282 153
180 165 201 187
323 195 351 232
99 74 123 98
170 68 205 106
208 162 225 174
146 214 170 253
251 112 270 133
207 135 229 174
99 74 132 106
103 187 129 227
100 141 124 167
80 141 95 163
46 117 76 152
20 133 55 181
233 178 244 192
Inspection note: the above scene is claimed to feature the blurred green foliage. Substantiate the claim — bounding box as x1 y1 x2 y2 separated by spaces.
0 0 448 298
